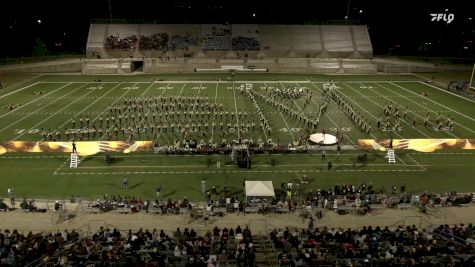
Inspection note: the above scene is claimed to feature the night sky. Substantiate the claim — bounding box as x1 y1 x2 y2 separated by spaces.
0 0 473 58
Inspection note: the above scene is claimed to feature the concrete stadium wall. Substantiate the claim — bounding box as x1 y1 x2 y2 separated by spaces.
376 62 471 73
80 57 377 74
1 61 82 73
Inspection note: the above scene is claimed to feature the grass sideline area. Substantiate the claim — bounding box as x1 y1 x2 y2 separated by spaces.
0 73 475 200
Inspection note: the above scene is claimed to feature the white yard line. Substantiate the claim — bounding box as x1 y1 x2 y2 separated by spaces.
295 82 356 144
98 82 156 141
232 82 241 139
263 82 294 140
335 83 404 139
247 83 268 142
13 83 102 140
37 81 150 84
60 82 125 138
385 82 475 135
154 80 311 84
178 82 187 95
346 82 433 138
146 82 176 144
367 82 457 138
0 83 87 134
0 82 73 120
154 82 197 144
308 82 363 143
406 154 427 171
390 82 475 125
0 82 39 99
409 77 475 104
55 168 426 175
53 157 71 175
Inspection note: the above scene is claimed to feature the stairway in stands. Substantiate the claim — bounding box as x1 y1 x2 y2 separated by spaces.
252 235 278 267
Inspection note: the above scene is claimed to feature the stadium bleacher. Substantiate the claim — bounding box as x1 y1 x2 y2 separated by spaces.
87 24 372 58
84 23 376 74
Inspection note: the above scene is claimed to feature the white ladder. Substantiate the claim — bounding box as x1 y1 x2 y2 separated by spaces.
70 153 78 168
387 149 396 164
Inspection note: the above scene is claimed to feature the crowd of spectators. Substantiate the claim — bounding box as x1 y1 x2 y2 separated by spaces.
0 225 255 266
232 37 260 51
202 37 231 51
139 33 170 50
169 34 200 50
0 228 80 266
104 35 138 50
270 223 475 266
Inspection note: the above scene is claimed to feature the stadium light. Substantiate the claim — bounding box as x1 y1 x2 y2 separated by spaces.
359 9 363 13
345 0 351 20
37 19 42 24
253 13 256 17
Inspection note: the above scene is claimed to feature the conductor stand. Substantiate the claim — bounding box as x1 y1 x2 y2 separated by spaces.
386 136 396 164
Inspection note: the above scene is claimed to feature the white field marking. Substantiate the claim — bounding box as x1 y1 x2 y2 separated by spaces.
337 83 404 139
264 82 294 139
37 81 150 84
297 82 356 144
308 82 364 142
368 82 457 138
154 82 200 144
55 169 425 175
0 156 68 159
210 82 219 141
350 82 433 138
98 82 155 141
0 82 72 120
407 152 475 155
391 82 475 125
178 82 187 95
22 153 347 158
387 82 475 134
281 81 310 137
232 82 241 139
153 80 311 84
410 76 475 104
406 154 427 171
72 162 414 169
312 80 421 83
0 82 39 99
0 83 87 134
13 83 102 140
53 157 70 175
131 82 170 137
244 83 268 141
10 111 102 115
394 154 407 165
52 82 120 135
305 75 421 83
0 74 44 96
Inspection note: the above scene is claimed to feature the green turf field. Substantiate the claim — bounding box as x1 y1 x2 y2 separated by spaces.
0 73 475 200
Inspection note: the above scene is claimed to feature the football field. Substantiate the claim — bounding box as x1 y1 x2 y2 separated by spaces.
1 73 475 200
